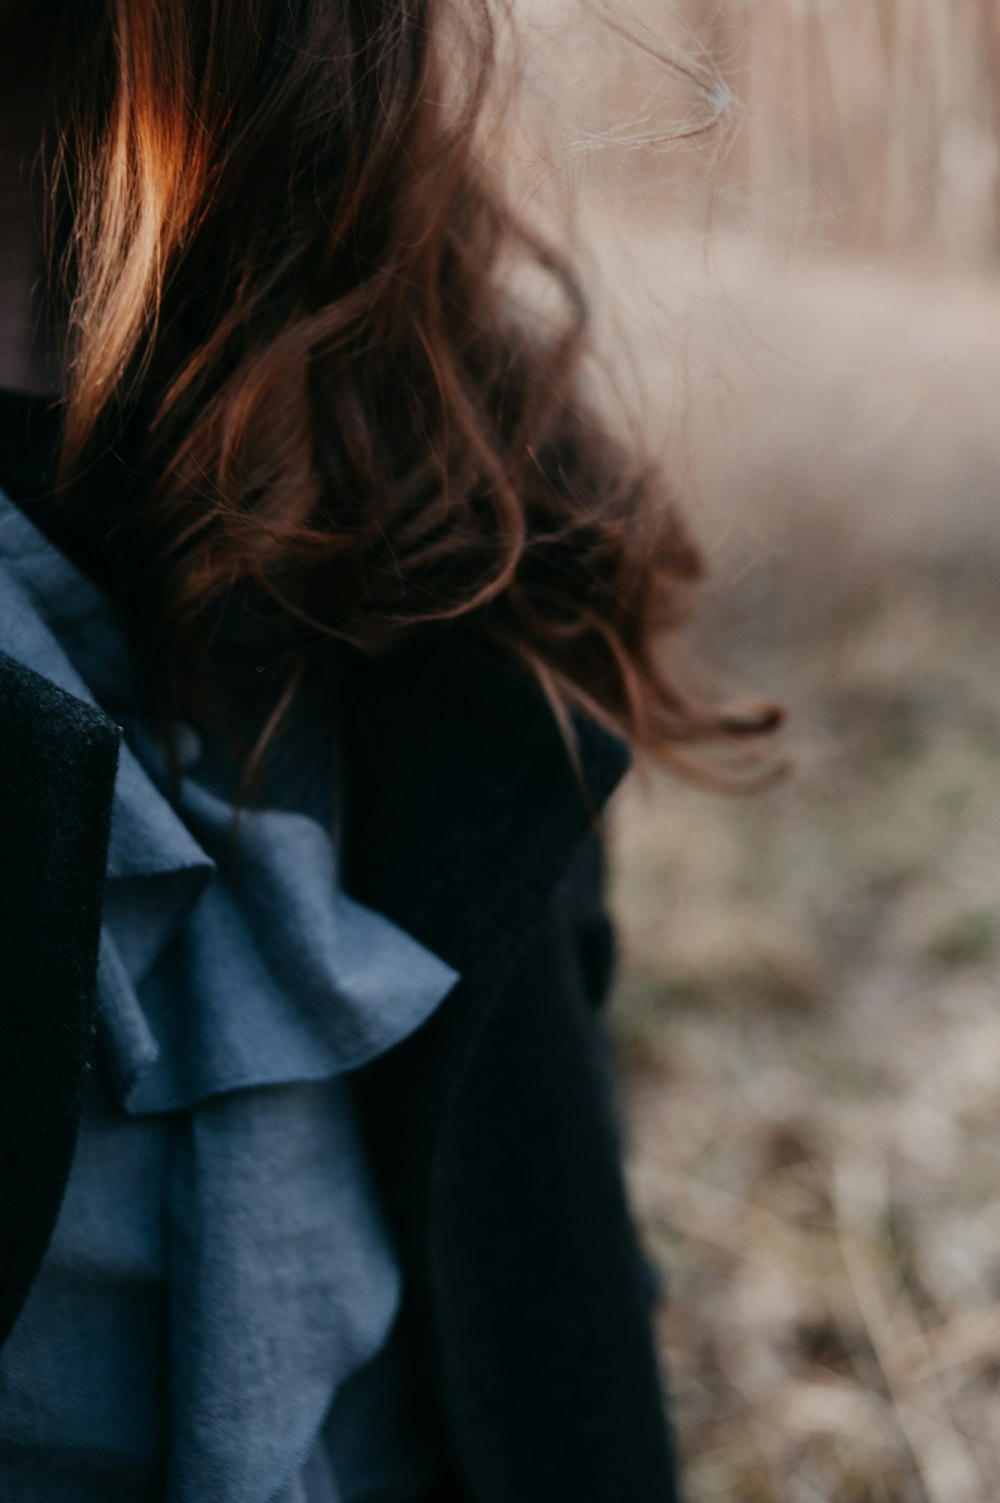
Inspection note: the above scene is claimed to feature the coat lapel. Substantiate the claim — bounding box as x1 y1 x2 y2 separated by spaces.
0 649 120 1345
338 628 630 1207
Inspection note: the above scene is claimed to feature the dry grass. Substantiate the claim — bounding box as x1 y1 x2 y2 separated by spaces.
514 2 1000 1498
610 522 1000 1497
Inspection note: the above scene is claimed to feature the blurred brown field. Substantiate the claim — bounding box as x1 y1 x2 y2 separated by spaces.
516 3 1000 1500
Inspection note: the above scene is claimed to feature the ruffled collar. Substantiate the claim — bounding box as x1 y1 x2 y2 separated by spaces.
0 495 459 1116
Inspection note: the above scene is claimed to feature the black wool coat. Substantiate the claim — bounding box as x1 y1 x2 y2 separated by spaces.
0 627 681 1503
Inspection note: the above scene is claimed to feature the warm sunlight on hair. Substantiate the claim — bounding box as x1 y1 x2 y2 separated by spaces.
41 0 778 790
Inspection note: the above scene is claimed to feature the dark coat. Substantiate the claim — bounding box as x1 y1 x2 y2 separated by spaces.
0 628 681 1502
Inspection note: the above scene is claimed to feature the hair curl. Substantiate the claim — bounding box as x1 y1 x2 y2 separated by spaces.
45 0 779 782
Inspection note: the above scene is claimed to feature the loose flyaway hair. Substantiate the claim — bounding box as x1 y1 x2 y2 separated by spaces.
46 0 779 782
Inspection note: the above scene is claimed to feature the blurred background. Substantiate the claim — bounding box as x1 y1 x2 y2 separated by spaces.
517 3 1000 1499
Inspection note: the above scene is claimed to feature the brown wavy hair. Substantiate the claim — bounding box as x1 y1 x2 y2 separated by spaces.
45 0 778 779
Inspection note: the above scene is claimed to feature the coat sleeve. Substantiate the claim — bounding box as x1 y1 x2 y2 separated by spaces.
422 829 684 1503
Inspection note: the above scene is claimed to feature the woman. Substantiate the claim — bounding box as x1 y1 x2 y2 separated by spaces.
0 1 774 1499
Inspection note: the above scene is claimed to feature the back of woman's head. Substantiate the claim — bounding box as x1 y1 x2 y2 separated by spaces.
48 0 778 775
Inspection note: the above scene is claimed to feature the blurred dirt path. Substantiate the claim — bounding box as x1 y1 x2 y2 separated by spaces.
592 222 1000 1502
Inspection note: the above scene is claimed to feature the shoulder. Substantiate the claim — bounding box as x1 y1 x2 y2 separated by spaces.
336 628 630 1000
